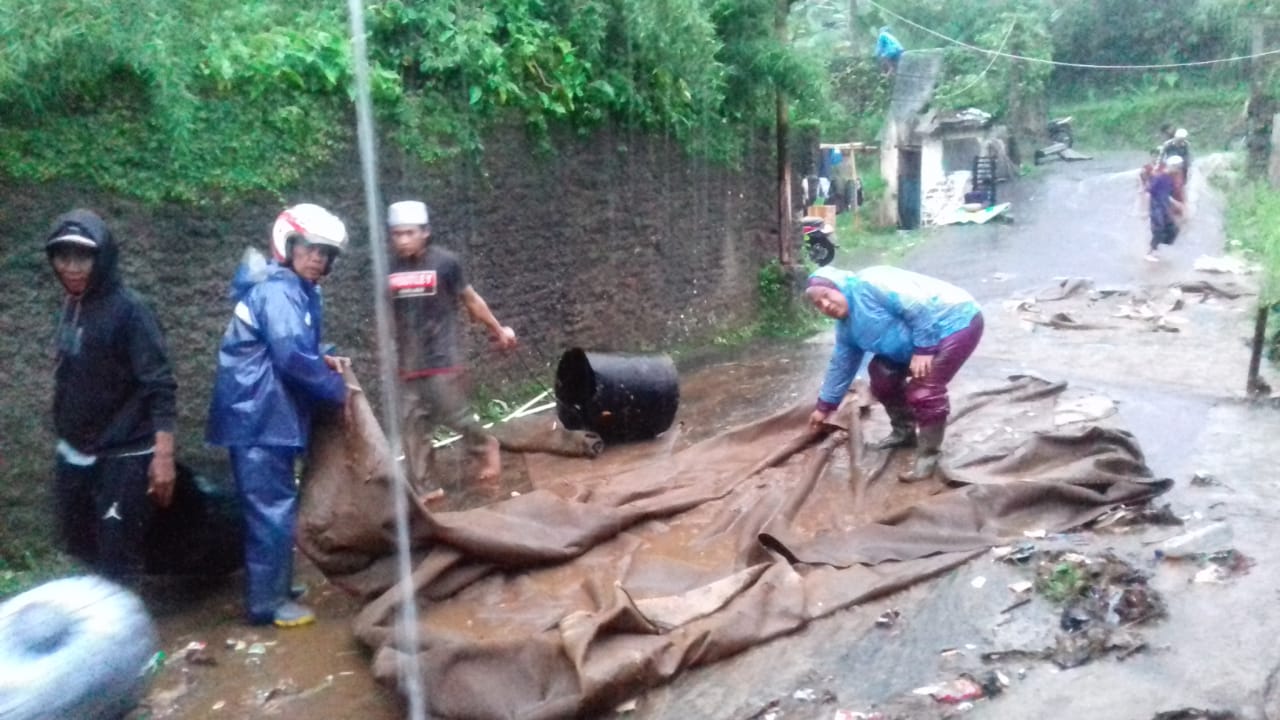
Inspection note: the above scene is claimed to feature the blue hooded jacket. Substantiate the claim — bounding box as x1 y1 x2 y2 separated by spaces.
876 27 904 59
812 266 979 408
206 250 346 449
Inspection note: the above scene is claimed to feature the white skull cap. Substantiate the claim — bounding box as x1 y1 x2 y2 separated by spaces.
1174 128 1188 139
387 200 429 227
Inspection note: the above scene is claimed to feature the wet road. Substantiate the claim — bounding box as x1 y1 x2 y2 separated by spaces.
632 153 1280 720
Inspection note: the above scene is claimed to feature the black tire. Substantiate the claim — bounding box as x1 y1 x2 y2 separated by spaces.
807 236 836 266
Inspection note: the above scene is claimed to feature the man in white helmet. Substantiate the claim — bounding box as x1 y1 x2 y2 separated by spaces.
385 200 516 497
206 203 350 627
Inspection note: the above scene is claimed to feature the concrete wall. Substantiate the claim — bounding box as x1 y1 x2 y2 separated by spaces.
0 123 778 554
921 136 946 197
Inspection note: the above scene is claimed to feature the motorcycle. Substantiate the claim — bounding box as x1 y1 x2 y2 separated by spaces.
800 216 836 266
1048 116 1074 148
1034 116 1077 164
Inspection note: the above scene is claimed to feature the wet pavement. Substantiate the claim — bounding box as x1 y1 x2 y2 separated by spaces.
632 153 1280 720
133 152 1278 719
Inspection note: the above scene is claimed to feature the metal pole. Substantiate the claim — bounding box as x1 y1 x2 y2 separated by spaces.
343 1 427 717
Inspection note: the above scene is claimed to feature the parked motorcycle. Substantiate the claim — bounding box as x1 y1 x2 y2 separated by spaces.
1048 116 1074 148
1035 116 1077 164
800 216 836 266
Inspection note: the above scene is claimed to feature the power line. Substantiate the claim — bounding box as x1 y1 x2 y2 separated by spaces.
867 0 1280 70
933 20 1015 99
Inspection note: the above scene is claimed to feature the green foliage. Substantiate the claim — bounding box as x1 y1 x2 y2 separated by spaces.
1048 0 1249 97
824 55 891 141
1056 86 1248 150
931 1 1053 118
757 259 821 337
0 550 77 601
0 0 819 202
1226 179 1280 305
1036 561 1086 602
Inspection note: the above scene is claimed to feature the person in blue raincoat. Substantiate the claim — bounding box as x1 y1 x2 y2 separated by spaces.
876 26 905 74
206 203 350 627
805 265 983 482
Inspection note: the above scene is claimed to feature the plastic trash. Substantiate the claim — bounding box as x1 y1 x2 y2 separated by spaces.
931 676 984 703
1153 522 1233 560
874 609 901 628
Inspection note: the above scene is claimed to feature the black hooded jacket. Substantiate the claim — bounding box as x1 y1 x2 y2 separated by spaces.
48 209 177 455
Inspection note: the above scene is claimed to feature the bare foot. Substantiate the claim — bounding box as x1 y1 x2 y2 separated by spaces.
474 436 502 485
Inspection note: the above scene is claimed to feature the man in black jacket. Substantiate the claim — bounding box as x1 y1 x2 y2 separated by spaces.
46 209 177 578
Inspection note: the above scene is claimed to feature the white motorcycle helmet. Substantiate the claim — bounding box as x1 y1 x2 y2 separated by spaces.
271 203 348 274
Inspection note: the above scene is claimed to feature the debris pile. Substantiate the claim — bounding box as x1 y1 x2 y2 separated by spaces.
985 550 1164 668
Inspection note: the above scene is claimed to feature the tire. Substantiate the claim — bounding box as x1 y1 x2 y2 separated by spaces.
0 577 159 720
807 236 836 266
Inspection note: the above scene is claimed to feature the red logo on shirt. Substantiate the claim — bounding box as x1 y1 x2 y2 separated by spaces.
389 271 437 297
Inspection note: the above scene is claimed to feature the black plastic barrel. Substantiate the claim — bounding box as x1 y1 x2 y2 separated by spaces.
555 349 679 443
145 463 244 576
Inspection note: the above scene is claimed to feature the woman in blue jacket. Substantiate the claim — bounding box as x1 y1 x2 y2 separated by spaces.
206 204 349 627
806 265 983 482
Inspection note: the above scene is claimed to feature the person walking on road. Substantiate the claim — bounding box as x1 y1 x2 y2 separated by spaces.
386 200 516 499
805 265 983 483
45 209 178 579
1146 157 1185 262
207 203 351 628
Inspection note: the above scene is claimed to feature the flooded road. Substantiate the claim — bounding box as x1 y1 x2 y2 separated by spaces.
137 153 1278 720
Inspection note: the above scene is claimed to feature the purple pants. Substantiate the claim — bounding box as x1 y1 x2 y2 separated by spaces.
868 313 984 429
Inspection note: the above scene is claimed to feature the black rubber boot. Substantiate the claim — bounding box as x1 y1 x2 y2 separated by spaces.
899 424 944 483
872 406 916 450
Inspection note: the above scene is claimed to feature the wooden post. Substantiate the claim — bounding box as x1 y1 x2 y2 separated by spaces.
1247 19 1277 181
776 0 794 266
1247 306 1270 396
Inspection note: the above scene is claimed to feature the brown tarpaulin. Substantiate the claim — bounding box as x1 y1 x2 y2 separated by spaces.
298 374 1169 719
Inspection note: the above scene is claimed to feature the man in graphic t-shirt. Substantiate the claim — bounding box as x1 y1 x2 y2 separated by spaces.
386 200 516 496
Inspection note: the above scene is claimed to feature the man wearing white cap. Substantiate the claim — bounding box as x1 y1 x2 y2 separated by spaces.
1161 127 1191 175
386 200 516 495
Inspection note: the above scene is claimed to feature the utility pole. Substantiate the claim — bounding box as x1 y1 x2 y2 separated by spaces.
1246 20 1274 180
